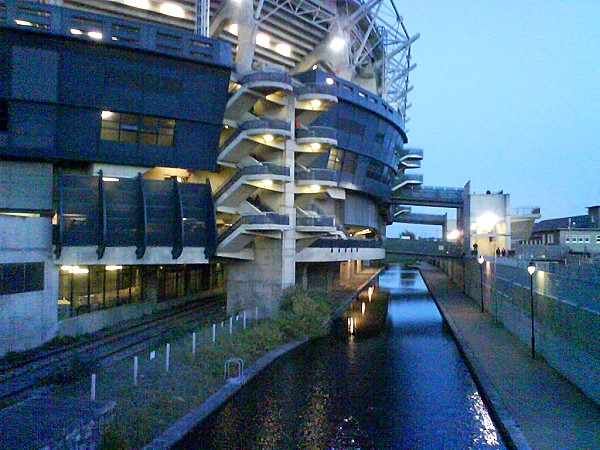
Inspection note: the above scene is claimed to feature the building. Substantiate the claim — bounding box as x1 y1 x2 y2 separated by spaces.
463 186 541 257
530 206 600 256
0 0 418 355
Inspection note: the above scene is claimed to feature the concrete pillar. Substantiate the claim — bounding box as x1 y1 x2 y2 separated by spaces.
142 267 159 306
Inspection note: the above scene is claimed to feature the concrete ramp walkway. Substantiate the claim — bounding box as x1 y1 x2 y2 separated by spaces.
419 263 600 450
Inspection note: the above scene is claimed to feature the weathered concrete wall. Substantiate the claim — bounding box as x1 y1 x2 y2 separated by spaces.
0 215 58 356
437 257 600 405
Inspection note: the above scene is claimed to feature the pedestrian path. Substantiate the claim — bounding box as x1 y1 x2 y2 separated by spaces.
419 263 600 450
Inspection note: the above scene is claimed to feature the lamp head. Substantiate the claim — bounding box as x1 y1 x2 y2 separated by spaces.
477 255 484 265
527 261 536 275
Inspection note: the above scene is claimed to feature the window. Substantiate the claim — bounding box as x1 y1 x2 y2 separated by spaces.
0 99 8 131
341 151 357 174
366 159 384 181
565 235 570 243
101 111 175 146
0 262 44 295
327 148 344 171
596 235 600 244
578 236 584 243
584 235 590 243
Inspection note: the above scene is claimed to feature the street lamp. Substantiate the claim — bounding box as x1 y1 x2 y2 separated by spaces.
477 255 485 313
527 260 537 359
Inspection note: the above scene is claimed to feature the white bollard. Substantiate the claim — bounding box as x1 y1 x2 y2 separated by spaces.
229 316 233 335
91 373 96 401
165 343 170 373
133 356 139 386
212 323 216 343
192 332 196 356
243 310 247 330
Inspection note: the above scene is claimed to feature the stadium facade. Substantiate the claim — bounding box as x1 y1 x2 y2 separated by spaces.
0 0 419 355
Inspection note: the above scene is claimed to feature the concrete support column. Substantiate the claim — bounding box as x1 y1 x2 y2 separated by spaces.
142 266 158 306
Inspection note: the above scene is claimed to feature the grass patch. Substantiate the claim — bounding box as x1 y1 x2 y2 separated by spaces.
97 288 349 449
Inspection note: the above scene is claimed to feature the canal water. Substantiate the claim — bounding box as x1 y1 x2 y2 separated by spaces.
178 265 505 449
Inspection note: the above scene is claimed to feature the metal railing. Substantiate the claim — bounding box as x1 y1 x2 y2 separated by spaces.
218 213 289 244
295 126 337 140
240 71 292 85
296 168 338 182
296 216 335 227
214 163 290 199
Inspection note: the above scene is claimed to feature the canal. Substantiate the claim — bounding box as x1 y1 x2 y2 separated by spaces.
177 265 506 449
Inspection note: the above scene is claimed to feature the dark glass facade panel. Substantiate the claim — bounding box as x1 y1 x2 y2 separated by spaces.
56 174 217 255
0 99 7 131
101 112 175 147
1 263 44 295
60 175 100 246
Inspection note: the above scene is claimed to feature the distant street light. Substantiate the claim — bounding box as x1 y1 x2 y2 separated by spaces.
478 255 485 313
527 261 537 359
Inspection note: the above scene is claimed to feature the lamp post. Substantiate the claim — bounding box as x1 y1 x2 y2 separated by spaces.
477 255 485 313
527 261 537 359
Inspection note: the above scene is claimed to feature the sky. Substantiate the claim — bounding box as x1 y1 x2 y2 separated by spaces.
386 0 600 238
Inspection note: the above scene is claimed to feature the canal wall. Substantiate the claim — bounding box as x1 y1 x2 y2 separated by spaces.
435 257 600 406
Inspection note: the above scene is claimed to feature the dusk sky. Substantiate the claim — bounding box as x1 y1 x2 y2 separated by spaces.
386 0 599 237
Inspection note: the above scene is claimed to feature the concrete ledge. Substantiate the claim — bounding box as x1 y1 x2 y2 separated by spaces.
143 339 308 450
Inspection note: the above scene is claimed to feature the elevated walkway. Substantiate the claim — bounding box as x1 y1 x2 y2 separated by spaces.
419 263 600 450
390 185 464 208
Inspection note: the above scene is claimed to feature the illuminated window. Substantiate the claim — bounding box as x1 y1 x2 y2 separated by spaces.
101 111 175 146
0 99 7 131
327 148 344 171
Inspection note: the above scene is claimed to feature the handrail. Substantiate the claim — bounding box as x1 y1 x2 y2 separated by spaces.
240 71 292 85
296 168 338 182
218 213 289 244
295 126 337 140
214 164 290 199
296 216 335 227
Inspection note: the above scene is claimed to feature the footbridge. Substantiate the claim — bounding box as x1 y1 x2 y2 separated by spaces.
389 185 466 237
384 238 464 262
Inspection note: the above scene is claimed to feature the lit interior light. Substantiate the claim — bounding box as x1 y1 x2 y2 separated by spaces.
310 184 320 192
275 43 292 57
61 265 75 271
124 0 150 8
310 143 321 151
112 36 118 41
101 110 113 120
255 33 270 48
447 229 461 240
160 2 186 18
71 267 90 274
312 64 318 70
311 99 322 108
105 265 123 271
477 212 500 231
262 179 273 187
362 302 366 315
263 134 274 143
329 36 345 51
228 23 238 36
325 77 334 85
15 19 33 26
70 28 83 35
102 177 120 182
88 31 103 40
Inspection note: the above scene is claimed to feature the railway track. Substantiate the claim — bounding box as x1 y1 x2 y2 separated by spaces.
0 295 227 404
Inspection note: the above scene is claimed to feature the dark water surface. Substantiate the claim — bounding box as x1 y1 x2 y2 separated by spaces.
179 265 505 449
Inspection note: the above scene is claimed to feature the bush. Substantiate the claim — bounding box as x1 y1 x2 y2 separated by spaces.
275 287 333 339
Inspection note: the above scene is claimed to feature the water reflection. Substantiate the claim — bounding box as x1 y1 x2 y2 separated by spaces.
179 265 505 449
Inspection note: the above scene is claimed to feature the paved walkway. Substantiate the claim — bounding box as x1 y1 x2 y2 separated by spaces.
419 263 600 450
